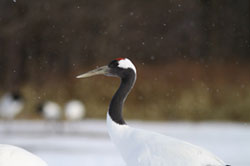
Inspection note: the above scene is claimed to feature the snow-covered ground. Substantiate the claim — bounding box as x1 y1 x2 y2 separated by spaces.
0 120 249 166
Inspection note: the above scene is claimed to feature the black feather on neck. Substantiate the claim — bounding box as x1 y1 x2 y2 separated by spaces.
108 69 136 125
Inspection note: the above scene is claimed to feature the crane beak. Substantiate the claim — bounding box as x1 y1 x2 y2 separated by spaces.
76 66 110 78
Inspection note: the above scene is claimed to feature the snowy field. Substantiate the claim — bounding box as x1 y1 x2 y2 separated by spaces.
0 120 249 166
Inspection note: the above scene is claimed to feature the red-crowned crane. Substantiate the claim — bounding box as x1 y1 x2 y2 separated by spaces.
77 58 230 166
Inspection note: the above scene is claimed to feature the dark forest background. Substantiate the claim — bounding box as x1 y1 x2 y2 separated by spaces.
0 0 250 121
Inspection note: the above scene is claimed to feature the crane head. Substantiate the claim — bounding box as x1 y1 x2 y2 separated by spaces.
76 58 136 79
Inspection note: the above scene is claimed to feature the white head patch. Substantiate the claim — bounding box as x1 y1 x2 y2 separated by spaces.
117 58 136 73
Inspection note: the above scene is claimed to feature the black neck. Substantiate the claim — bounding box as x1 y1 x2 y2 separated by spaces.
108 70 136 125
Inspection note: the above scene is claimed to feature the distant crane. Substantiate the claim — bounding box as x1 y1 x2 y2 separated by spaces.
37 101 61 121
62 100 86 133
0 92 24 120
77 58 230 166
64 100 86 121
37 101 62 133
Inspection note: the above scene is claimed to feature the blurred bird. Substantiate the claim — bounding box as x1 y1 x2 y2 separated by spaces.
37 101 61 121
64 100 86 121
0 92 24 120
37 101 62 133
0 144 47 166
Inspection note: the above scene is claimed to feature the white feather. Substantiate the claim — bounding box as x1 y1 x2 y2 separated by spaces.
0 144 47 166
118 58 137 73
107 114 226 166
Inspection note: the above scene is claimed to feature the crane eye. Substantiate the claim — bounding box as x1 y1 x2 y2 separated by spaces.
108 60 119 68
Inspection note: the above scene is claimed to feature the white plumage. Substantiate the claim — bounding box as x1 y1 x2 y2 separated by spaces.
107 114 226 166
64 100 85 121
0 144 47 166
117 58 137 73
0 93 24 119
38 101 61 120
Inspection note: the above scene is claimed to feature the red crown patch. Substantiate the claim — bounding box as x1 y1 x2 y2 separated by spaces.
115 58 125 61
